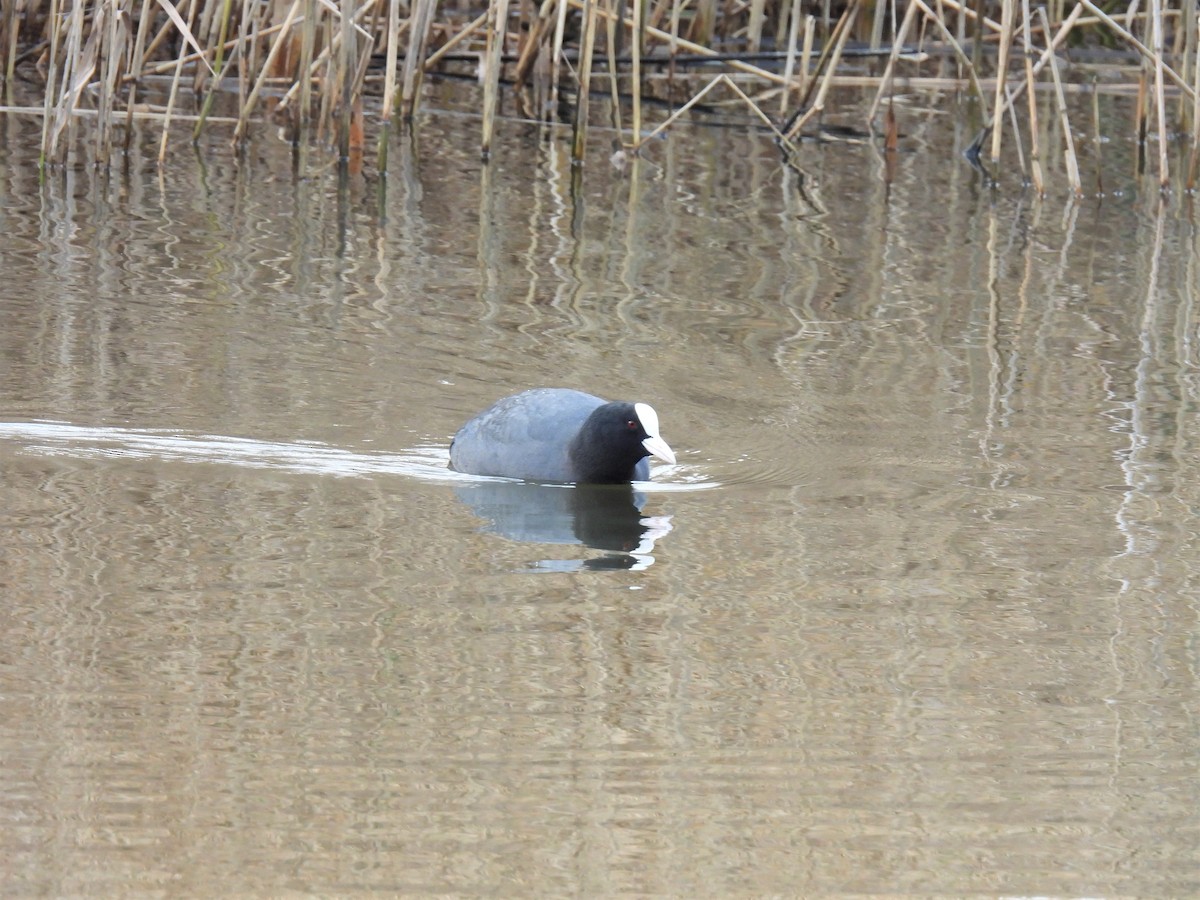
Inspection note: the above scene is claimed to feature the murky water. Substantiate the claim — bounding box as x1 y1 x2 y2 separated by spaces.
2 91 1199 896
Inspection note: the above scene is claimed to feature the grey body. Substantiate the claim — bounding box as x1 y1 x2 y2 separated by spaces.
450 389 651 483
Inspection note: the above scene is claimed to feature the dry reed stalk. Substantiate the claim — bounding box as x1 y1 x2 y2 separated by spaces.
645 0 669 31
135 11 272 81
1150 0 1168 189
779 0 801 116
612 0 629 68
161 0 201 163
154 0 219 75
349 52 370 166
785 0 859 140
513 0 555 86
400 0 438 118
194 0 237 139
929 0 1001 34
772 0 789 55
564 0 790 87
603 0 622 136
872 0 987 129
1183 3 1198 126
912 0 986 98
129 0 261 79
4 104 242 122
666 0 680 92
1072 10 1171 29
969 0 984 70
1036 6 1079 196
551 0 571 119
868 0 883 51
793 0 851 105
16 0 1200 171
631 0 643 143
1 0 16 96
57 0 85 157
717 79 792 138
265 0 292 79
316 13 334 142
103 0 130 162
345 0 376 160
94 1 115 165
628 79 722 147
1003 84 1027 179
693 0 715 47
482 0 512 157
1172 8 1184 61
233 0 302 144
973 0 1080 159
350 6 376 158
1021 0 1042 194
376 0 401 171
1135 66 1148 176
276 15 345 112
297 0 317 140
50 0 91 163
39 0 62 165
800 14 814 97
195 0 223 86
1092 78 1103 194
364 0 384 61
1189 14 1200 190
748 0 765 52
572 0 598 163
429 11 488 69
124 0 156 150
633 73 790 147
337 0 356 160
988 0 1014 165
791 73 1158 94
1077 0 1193 102
140 4 189 69
867 0 918 126
235 0 253 109
240 10 271 88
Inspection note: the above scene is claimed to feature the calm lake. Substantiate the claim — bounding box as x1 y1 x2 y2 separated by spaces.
2 88 1199 896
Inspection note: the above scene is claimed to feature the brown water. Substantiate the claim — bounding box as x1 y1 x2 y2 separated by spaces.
2 94 1199 896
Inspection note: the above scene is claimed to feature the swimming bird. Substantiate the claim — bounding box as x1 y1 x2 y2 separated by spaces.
449 388 675 483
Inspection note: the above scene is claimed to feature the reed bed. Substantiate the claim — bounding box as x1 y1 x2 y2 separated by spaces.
1 0 1198 192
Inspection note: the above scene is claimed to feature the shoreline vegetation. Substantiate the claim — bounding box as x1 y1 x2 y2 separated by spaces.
1 0 1198 193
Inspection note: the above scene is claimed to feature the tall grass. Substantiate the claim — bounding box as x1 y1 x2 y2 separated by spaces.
0 0 1197 192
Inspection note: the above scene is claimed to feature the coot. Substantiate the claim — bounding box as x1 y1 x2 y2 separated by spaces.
450 388 676 483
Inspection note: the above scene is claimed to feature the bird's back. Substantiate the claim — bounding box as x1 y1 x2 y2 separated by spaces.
450 389 604 481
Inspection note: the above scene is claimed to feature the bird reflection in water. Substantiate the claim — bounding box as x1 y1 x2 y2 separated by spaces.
453 482 672 571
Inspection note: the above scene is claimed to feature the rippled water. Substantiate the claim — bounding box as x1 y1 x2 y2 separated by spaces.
2 90 1199 896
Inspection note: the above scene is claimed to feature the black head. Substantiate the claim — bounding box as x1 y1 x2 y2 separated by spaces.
568 401 675 484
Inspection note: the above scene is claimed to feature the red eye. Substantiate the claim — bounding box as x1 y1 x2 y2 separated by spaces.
626 420 638 430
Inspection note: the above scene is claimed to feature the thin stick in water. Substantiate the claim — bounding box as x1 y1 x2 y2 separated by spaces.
482 0 512 158
1150 0 1168 189
572 0 598 163
1037 6 1080 196
988 0 1014 165
780 0 801 117
786 0 860 140
631 0 642 145
1021 0 1043 194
